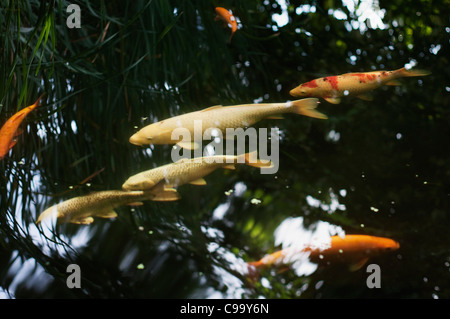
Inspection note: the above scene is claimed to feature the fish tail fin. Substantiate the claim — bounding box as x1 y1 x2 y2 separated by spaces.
238 151 273 168
31 94 45 110
398 67 431 77
290 98 328 119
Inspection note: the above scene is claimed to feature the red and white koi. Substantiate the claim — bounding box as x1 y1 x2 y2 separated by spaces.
290 67 431 104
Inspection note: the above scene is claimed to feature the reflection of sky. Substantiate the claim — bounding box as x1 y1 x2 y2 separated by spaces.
272 0 388 33
2 157 94 298
273 217 345 277
202 184 348 297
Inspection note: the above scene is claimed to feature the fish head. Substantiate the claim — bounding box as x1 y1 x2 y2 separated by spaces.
122 177 155 191
289 84 315 97
129 121 174 146
375 237 400 252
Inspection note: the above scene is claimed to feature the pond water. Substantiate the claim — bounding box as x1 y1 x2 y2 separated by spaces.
0 1 449 299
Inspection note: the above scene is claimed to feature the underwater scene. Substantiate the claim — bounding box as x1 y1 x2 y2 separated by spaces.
0 0 449 299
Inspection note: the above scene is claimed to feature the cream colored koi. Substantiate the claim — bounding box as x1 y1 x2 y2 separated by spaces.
36 187 178 225
290 67 431 104
129 98 326 149
122 152 271 192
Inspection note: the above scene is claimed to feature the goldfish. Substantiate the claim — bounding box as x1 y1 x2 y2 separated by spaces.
122 152 271 192
129 98 326 149
215 7 238 42
290 67 431 104
248 234 400 272
36 185 179 225
0 95 43 160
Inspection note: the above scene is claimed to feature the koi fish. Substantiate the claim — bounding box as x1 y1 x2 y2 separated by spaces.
215 7 238 42
129 98 326 149
122 152 271 192
0 95 43 159
248 234 400 272
290 67 431 104
36 186 179 225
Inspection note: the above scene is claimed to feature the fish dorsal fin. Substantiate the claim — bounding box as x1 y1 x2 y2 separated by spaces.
189 178 207 185
200 105 223 112
324 97 341 104
174 157 190 163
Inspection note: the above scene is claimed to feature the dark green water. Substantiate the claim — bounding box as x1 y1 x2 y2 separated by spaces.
0 1 449 299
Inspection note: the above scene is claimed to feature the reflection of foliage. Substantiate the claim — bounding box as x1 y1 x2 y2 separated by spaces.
0 0 449 298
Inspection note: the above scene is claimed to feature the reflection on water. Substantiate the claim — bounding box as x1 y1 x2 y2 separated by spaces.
273 217 345 277
1 0 449 300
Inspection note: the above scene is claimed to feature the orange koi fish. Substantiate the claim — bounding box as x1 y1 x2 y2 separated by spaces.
215 7 238 42
290 67 431 104
248 234 400 272
0 95 43 160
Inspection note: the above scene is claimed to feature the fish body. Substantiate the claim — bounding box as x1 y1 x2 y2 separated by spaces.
290 67 431 104
129 98 326 148
215 7 238 41
0 95 42 159
122 153 270 191
248 234 400 270
36 188 178 225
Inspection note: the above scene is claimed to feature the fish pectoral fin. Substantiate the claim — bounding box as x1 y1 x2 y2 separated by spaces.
71 217 95 225
265 115 284 120
150 190 180 201
189 178 207 185
356 93 374 101
8 140 18 150
222 164 236 170
127 202 144 206
240 152 273 169
97 210 118 219
324 97 341 104
349 257 370 272
385 80 402 86
200 105 223 112
176 140 199 150
14 128 23 137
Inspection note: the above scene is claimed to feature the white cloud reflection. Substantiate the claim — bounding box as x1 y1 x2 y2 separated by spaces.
273 217 345 276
